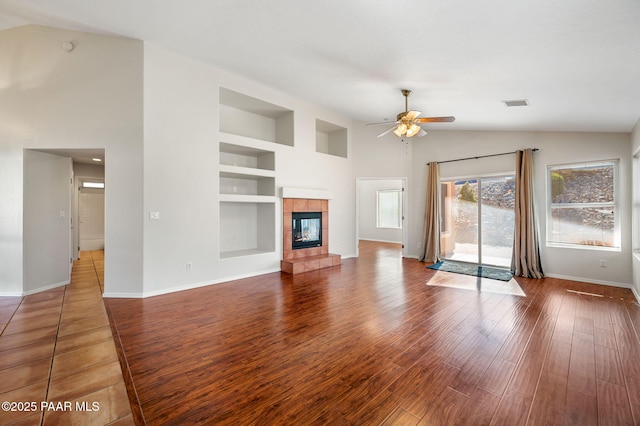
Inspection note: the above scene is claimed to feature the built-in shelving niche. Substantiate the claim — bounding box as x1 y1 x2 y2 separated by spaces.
316 119 347 158
218 87 284 259
219 202 275 259
219 87 294 146
219 142 276 198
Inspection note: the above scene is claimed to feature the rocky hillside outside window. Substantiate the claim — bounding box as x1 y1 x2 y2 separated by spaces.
547 159 620 250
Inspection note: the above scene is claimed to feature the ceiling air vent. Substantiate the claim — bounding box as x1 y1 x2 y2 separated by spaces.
503 99 529 107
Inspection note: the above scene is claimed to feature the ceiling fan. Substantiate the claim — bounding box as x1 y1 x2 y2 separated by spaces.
372 89 455 138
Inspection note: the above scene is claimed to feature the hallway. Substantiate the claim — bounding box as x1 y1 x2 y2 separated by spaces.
0 251 133 425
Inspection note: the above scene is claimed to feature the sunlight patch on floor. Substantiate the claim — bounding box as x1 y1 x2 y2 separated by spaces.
427 271 526 296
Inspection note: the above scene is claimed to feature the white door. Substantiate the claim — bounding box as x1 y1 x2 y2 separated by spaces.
79 186 105 251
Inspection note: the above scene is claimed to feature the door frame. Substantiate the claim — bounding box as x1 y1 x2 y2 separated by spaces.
74 176 105 258
355 177 408 257
440 172 515 267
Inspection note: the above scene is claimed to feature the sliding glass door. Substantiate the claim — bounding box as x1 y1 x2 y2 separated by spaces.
440 175 515 268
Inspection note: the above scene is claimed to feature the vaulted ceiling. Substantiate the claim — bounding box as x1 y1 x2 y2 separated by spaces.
2 0 640 132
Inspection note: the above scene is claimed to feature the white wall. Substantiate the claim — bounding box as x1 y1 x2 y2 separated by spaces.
8 24 633 298
74 163 105 179
358 179 403 243
354 125 634 288
140 44 355 297
1 26 355 298
23 150 71 293
0 25 144 296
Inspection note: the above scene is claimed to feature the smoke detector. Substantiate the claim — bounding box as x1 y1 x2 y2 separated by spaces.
61 41 75 52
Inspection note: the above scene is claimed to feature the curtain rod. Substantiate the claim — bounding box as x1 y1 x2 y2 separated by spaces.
433 148 539 165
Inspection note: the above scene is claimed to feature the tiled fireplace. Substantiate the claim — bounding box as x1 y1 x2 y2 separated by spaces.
281 197 341 274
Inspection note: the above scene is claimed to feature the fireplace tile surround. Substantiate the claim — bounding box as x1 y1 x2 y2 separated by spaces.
281 197 341 274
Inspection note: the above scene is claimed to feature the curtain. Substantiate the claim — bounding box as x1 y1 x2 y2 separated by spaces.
512 149 544 278
419 162 441 263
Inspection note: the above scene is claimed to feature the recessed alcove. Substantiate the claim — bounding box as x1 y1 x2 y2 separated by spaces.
316 119 347 158
220 87 294 146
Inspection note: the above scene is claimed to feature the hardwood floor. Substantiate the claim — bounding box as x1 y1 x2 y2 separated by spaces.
0 251 134 426
106 241 640 425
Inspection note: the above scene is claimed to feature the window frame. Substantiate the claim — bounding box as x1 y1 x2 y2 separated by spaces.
376 189 403 229
546 159 620 251
633 150 640 255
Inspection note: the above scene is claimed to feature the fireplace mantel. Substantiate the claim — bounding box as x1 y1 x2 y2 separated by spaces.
280 187 333 200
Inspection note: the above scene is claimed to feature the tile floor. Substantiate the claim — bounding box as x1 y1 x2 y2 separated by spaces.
0 251 134 425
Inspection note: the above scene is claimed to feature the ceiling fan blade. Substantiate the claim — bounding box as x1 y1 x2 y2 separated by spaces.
405 110 421 121
377 125 398 138
415 116 456 123
366 121 396 126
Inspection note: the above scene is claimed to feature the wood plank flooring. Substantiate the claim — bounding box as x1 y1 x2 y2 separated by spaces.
106 241 640 425
0 250 134 426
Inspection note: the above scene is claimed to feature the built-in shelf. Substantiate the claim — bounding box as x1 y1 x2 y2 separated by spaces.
219 165 275 178
218 88 282 259
220 248 273 259
220 87 294 146
316 119 347 158
219 202 275 258
219 169 275 197
219 140 275 170
219 142 276 197
219 194 277 203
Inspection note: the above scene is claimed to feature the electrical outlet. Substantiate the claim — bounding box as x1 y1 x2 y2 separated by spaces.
600 259 607 268
186 262 193 271
417 242 422 248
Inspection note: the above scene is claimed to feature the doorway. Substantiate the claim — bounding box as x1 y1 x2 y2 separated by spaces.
356 178 407 257
440 174 515 267
78 178 105 251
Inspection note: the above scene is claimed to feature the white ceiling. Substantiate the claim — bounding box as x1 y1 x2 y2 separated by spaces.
2 0 640 133
34 148 105 165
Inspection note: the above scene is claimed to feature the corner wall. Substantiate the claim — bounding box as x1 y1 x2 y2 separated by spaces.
0 25 144 296
353 125 634 288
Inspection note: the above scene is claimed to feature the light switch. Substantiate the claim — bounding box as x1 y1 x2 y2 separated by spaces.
149 211 160 220
59 210 65 219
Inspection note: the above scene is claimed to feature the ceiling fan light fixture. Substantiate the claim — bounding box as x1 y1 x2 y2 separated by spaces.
373 89 455 138
406 123 421 137
394 123 407 137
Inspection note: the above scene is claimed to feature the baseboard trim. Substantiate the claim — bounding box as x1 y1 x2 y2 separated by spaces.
632 286 640 303
359 238 403 244
103 292 145 299
22 281 69 296
544 273 632 290
103 267 283 299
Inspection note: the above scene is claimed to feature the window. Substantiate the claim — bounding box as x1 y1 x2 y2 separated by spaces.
82 181 105 189
377 189 402 229
634 151 640 253
440 182 452 234
547 160 619 250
